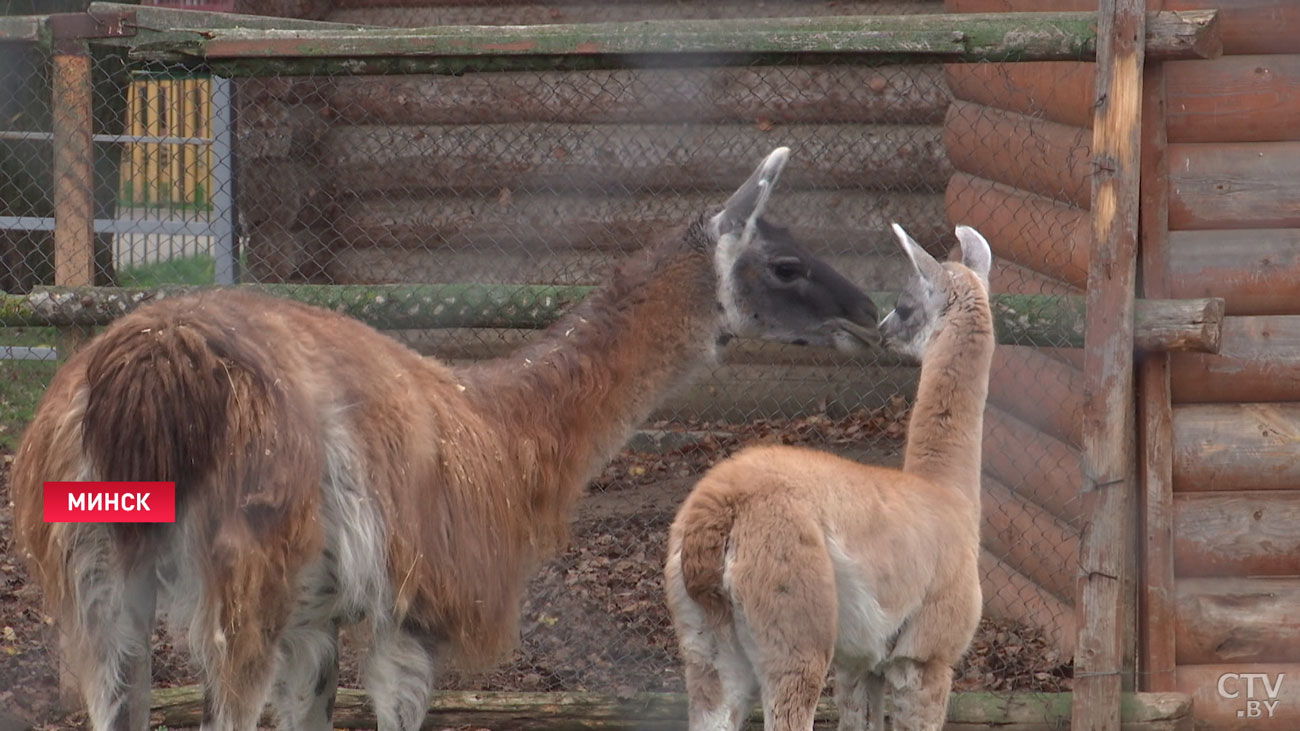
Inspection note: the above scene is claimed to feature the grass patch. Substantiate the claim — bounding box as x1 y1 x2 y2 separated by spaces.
0 330 57 451
116 254 216 288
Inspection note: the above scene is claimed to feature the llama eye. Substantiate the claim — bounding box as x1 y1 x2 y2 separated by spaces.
895 304 914 319
770 259 803 283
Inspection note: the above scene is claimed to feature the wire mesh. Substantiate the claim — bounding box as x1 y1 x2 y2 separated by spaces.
0 2 1094 721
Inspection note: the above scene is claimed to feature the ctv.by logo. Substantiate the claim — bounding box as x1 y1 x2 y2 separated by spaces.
1217 672 1287 719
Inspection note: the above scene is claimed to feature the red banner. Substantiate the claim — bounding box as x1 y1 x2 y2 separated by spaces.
43 482 176 523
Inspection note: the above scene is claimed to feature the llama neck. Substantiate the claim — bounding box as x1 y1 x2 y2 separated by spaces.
462 226 719 546
902 281 995 505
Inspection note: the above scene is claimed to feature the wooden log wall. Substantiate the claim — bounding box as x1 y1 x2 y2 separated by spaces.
1151 1 1300 727
231 0 954 422
942 0 1092 662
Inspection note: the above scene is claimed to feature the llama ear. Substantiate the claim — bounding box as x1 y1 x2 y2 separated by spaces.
711 146 790 240
891 222 944 284
954 225 992 283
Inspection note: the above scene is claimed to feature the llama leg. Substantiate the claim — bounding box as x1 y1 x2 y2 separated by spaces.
363 623 439 731
269 580 340 731
834 667 886 731
63 536 158 731
884 659 953 731
681 630 758 731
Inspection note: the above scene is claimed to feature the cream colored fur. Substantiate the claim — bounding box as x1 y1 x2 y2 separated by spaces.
665 224 996 731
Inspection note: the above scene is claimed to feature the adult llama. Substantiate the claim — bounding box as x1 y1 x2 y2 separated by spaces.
12 148 883 731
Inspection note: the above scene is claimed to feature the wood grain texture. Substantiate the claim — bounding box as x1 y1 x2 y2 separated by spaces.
982 474 1081 602
1172 402 1300 492
1166 0 1300 55
327 64 952 126
1076 0 1145 723
1137 54 1176 694
943 100 1093 209
983 403 1084 525
1174 663 1300 731
1169 315 1300 403
322 122 951 194
1168 141 1300 230
945 61 1095 129
1173 490 1300 578
945 172 1090 288
1166 55 1300 143
989 345 1084 447
1175 577 1300 665
1165 229 1300 316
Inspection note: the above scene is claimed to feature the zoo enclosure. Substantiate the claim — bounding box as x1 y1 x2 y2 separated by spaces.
0 1 1236 728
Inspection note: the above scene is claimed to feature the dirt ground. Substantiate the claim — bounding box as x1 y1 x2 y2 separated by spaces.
0 405 1072 730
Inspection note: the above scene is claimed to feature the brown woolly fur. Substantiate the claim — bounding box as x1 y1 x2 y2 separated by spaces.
10 148 883 731
665 224 995 731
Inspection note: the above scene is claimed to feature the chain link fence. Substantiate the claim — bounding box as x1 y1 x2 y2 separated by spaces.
1 1 1093 717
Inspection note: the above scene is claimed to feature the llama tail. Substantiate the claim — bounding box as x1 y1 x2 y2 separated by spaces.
675 487 742 627
80 307 270 496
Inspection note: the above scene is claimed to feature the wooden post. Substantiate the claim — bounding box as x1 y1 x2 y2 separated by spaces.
51 40 96 360
1074 0 1146 727
1137 3 1178 694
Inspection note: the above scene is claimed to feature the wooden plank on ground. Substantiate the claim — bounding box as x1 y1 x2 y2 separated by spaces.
1075 0 1145 725
1172 403 1300 492
327 65 952 126
1169 315 1300 403
1167 141 1300 230
1174 663 1300 730
945 173 1091 288
146 685 1196 730
1175 577 1300 665
321 123 951 195
943 99 1093 209
1166 55 1300 143
1165 229 1300 316
1173 490 1300 578
944 61 1096 129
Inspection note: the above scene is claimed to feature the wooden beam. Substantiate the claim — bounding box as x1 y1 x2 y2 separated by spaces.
1170 315 1300 404
326 65 952 126
1137 40 1176 695
982 474 1081 602
1166 55 1300 144
945 61 1096 129
1175 577 1300 665
1174 663 1300 730
85 7 1218 72
1167 142 1300 231
320 122 952 195
990 346 1084 447
1173 491 1300 578
945 173 1091 289
1075 0 1146 725
1172 403 1300 492
943 100 1093 209
145 686 1194 730
1166 0 1299 55
1165 229 1300 317
983 403 1084 525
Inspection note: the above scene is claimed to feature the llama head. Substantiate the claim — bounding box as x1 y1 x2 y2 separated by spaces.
708 147 881 352
879 223 992 361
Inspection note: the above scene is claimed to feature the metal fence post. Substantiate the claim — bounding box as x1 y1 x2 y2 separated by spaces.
210 74 236 285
